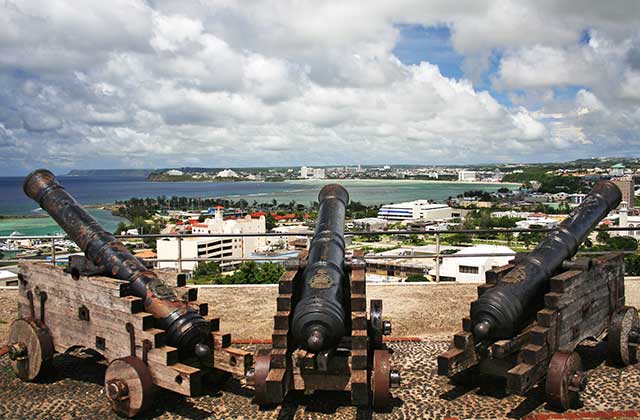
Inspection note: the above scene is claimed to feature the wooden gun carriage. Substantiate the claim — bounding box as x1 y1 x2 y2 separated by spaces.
7 260 251 418
252 254 400 408
438 253 639 410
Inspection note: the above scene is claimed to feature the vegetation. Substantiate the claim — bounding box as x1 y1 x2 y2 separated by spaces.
405 274 428 282
503 168 585 193
113 195 315 222
442 232 473 245
114 218 162 250
191 261 285 284
347 201 380 219
587 232 640 275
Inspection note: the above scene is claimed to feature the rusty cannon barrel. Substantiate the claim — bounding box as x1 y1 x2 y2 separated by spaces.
291 184 350 353
471 180 622 342
23 169 210 356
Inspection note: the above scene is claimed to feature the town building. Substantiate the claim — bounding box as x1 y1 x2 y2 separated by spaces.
352 218 388 232
612 176 634 209
165 169 184 176
515 216 559 229
216 169 239 178
614 201 640 238
568 193 586 206
0 270 18 287
156 207 266 271
610 163 626 177
299 166 326 179
428 245 515 283
266 225 313 248
365 245 456 282
313 168 326 179
457 170 477 182
377 201 452 221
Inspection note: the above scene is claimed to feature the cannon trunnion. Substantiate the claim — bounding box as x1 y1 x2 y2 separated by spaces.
251 184 400 408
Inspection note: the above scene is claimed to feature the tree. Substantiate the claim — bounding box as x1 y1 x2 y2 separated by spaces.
265 213 277 230
625 255 640 275
444 233 472 245
606 236 638 251
114 222 128 235
406 274 427 282
596 230 611 244
192 261 222 282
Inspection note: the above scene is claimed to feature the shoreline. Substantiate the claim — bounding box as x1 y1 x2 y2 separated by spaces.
0 179 518 220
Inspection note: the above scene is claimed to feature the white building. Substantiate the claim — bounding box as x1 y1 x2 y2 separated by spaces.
458 170 477 182
615 201 640 238
610 163 626 177
267 225 313 248
377 201 452 221
515 217 559 229
429 245 515 283
0 270 18 287
299 166 326 179
568 193 586 205
312 168 326 179
352 218 388 232
165 169 184 176
157 208 266 271
216 169 239 178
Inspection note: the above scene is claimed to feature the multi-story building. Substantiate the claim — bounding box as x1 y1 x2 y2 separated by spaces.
377 201 452 221
312 168 326 179
157 208 266 271
300 166 326 179
610 163 626 177
612 176 634 209
457 170 477 182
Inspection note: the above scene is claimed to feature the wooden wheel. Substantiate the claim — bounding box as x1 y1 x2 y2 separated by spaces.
545 351 586 410
253 350 271 405
104 356 155 418
7 318 54 381
608 306 639 366
372 349 391 408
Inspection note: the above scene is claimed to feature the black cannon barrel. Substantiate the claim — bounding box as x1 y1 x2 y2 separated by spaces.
23 169 210 355
291 184 349 353
471 180 621 342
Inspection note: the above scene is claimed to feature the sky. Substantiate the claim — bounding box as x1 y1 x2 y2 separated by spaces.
2 1 640 175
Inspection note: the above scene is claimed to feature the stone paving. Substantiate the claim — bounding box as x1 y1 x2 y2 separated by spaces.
1 339 640 420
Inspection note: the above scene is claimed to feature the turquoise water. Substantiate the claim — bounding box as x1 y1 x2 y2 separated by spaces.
0 209 127 236
0 175 515 236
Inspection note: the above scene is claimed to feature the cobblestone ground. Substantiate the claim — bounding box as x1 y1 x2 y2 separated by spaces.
1 340 640 420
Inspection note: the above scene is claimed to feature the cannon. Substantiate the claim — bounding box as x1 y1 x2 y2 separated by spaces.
7 169 251 417
252 184 400 408
438 180 640 409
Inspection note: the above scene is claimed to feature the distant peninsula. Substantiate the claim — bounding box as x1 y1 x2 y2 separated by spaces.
66 169 157 177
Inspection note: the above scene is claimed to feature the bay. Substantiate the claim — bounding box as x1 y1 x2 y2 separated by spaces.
0 175 516 236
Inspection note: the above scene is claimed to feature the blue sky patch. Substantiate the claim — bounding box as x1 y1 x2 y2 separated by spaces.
393 24 464 80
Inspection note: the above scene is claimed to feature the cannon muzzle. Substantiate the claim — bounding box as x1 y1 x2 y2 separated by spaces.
471 180 621 342
291 184 350 353
23 169 210 355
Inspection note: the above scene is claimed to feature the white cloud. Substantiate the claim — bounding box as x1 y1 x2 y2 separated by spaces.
2 0 640 174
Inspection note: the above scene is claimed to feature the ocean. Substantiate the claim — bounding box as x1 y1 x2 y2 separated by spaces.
0 175 515 236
